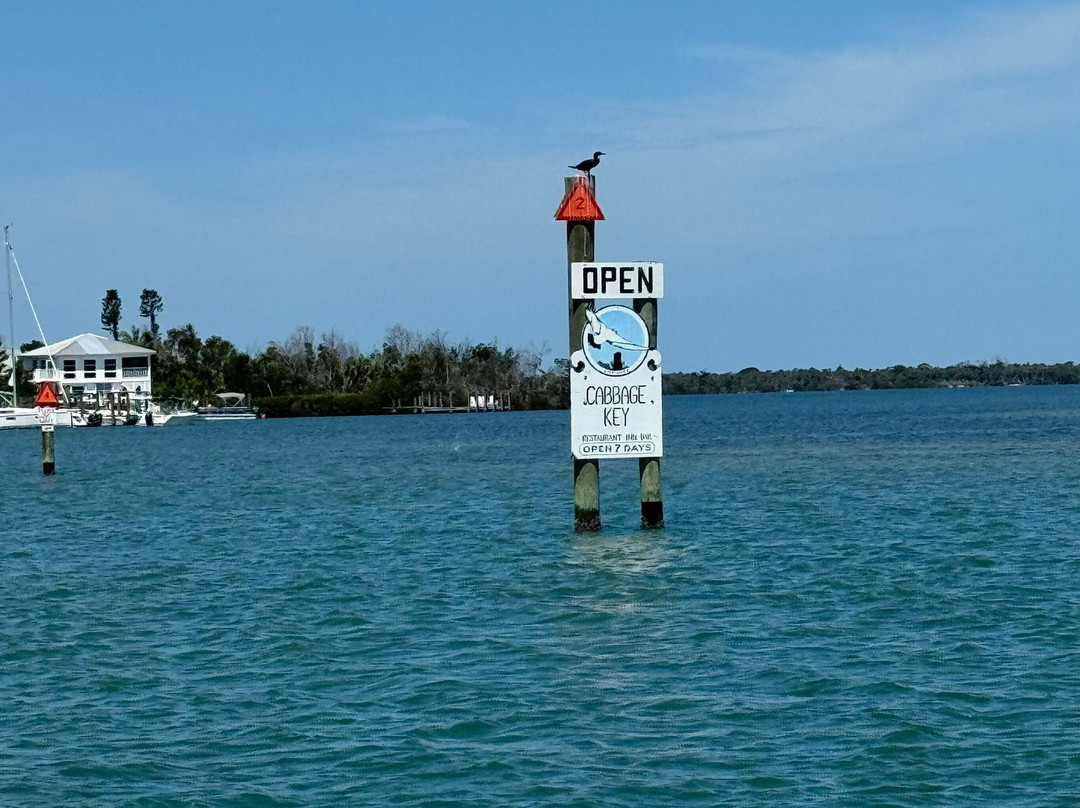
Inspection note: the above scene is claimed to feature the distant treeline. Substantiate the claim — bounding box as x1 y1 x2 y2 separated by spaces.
101 323 569 414
9 325 1079 416
663 360 1080 395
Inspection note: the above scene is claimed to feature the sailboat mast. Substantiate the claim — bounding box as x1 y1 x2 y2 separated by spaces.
4 225 15 403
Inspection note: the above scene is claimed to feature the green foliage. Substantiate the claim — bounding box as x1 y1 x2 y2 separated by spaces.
252 392 384 418
119 324 155 349
1 336 37 405
122 307 1080 416
148 322 566 415
139 289 164 336
100 289 122 340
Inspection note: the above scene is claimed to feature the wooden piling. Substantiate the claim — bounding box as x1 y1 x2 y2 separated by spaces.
42 428 55 476
566 176 601 531
33 383 60 476
634 297 663 528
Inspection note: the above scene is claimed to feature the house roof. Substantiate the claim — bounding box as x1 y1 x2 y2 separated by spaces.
20 333 156 358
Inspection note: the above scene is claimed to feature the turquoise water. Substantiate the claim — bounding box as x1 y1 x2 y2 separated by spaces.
3 387 1080 806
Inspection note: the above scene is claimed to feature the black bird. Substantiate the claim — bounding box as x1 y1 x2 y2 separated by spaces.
569 151 605 175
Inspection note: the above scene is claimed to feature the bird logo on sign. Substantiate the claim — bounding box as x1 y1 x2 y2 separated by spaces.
582 306 649 376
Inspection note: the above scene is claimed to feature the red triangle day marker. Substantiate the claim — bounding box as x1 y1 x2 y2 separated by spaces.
34 382 60 408
555 178 605 221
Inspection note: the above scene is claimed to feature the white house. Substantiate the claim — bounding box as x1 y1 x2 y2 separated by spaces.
21 333 156 409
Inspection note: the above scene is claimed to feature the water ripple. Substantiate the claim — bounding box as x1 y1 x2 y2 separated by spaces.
3 390 1080 804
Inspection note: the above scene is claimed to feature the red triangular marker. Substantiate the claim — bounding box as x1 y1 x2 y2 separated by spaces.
555 178 605 221
34 382 60 408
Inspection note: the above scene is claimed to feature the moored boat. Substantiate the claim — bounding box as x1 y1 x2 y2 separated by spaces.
196 392 259 421
0 404 89 429
142 406 197 426
154 410 197 426
132 398 196 426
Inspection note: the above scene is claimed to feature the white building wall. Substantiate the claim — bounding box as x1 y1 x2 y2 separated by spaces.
26 351 152 403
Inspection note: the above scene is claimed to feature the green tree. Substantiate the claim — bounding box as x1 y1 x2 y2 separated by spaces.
164 324 202 366
200 335 238 395
1 337 40 405
151 324 202 401
139 289 164 337
101 289 122 340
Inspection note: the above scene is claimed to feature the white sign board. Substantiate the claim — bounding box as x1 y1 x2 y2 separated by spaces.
36 407 55 432
571 262 664 300
570 305 662 459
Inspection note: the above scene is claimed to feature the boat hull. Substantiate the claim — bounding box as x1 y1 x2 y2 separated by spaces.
0 407 88 429
196 407 259 421
155 411 197 426
140 410 197 426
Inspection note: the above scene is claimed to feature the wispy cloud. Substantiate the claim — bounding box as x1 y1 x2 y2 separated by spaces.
620 2 1080 164
555 1 1080 266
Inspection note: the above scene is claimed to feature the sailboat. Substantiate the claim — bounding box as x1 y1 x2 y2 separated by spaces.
1 226 86 430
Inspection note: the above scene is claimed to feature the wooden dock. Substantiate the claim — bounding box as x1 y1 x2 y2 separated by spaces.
383 392 511 415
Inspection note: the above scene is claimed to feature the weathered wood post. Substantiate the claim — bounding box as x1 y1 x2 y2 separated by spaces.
41 427 55 475
559 176 602 531
34 381 60 475
634 297 663 527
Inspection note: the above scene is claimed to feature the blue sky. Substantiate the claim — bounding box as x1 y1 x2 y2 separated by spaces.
2 1 1079 372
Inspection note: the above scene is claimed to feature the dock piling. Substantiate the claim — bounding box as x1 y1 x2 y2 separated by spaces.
42 429 55 475
634 297 663 528
565 176 601 531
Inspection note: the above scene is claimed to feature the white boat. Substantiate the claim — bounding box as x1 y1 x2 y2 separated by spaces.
196 392 259 421
0 404 39 429
136 400 197 426
150 410 197 426
1 404 88 429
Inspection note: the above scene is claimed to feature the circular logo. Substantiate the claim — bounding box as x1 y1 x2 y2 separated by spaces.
582 305 650 376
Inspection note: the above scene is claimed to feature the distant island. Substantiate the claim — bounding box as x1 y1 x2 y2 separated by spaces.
6 315 1077 417
663 361 1080 395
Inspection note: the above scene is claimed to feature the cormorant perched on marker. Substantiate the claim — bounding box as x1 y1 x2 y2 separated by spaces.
570 151 605 175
